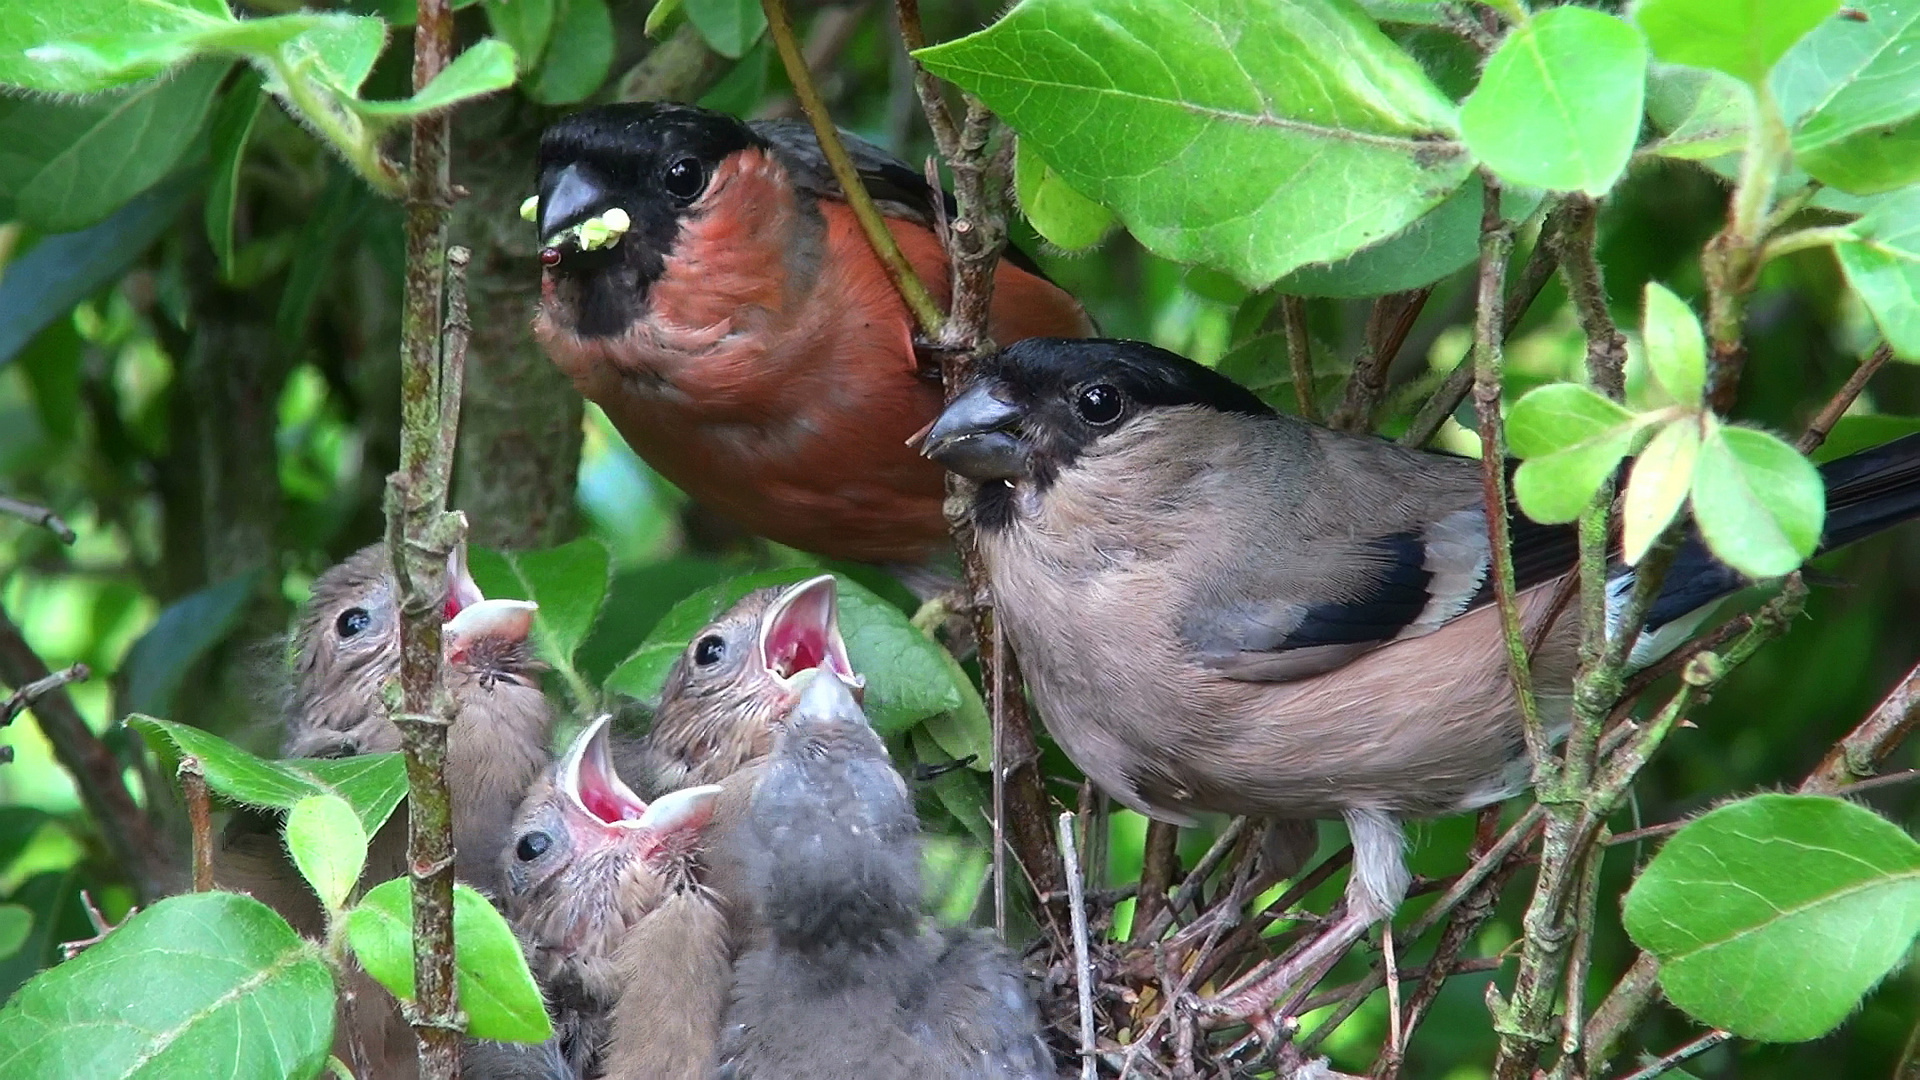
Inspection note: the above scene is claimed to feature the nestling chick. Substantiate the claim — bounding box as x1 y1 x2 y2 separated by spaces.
493 715 729 1080
530 102 1093 565
283 541 553 893
920 336 1920 1014
623 574 863 795
716 671 1053 1080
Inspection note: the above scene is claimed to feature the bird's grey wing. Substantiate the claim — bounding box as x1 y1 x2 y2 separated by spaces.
928 930 1055 1080
750 118 939 226
1181 444 1577 683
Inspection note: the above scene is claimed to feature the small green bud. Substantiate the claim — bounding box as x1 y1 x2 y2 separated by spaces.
519 195 538 222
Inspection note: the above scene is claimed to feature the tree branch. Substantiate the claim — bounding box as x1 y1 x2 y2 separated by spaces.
0 611 174 900
1281 296 1322 422
1797 342 1893 455
1330 288 1431 432
0 495 77 545
764 0 946 338
389 0 465 1065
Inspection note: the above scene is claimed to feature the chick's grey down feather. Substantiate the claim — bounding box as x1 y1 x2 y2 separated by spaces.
716 675 1053 1080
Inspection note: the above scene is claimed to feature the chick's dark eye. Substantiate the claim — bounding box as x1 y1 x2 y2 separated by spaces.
1075 383 1124 426
663 157 705 201
516 832 551 861
335 608 372 638
693 634 727 667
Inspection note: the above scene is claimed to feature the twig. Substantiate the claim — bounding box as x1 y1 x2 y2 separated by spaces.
764 0 945 338
389 1 466 1069
1281 296 1321 422
1138 816 1248 946
1468 175 1544 761
895 0 1066 919
1797 342 1893 454
1612 1030 1731 1080
2 662 90 727
1803 655 1920 792
1131 821 1181 945
1059 813 1097 1080
1583 953 1662 1074
0 495 77 544
1400 204 1561 448
1 612 173 899
1331 289 1431 432
991 620 1008 939
182 757 214 893
614 20 726 102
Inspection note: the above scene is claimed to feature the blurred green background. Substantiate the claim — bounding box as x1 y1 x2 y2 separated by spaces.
1 1 1916 1075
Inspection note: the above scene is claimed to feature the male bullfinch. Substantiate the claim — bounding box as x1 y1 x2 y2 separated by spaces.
714 670 1053 1080
488 716 730 1080
920 336 1920 1013
529 102 1093 566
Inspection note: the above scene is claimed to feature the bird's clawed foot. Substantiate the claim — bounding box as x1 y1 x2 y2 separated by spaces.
1200 904 1378 1035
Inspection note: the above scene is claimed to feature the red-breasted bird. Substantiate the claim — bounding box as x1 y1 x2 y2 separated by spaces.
529 102 1093 565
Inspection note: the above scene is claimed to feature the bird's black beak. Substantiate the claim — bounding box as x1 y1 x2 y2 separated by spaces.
537 163 606 243
920 383 1031 480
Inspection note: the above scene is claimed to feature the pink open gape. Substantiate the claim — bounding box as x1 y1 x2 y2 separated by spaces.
757 576 858 686
565 718 649 826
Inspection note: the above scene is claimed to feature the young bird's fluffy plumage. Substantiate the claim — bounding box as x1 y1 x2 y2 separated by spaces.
920 337 1920 999
491 716 730 1080
619 574 863 795
530 102 1092 565
215 542 556 1078
716 672 1052 1080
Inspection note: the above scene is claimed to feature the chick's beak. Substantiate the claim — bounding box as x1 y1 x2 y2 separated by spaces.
444 598 538 663
758 575 864 697
559 714 650 828
444 543 485 619
920 383 1030 480
538 163 607 244
787 667 871 732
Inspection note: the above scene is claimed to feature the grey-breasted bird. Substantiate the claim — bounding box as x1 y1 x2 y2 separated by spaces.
715 671 1053 1080
619 573 864 796
919 336 1920 1013
493 714 729 1080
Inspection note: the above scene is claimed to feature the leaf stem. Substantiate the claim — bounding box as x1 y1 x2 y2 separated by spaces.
1703 81 1791 411
762 0 947 339
265 57 402 196
1281 296 1322 423
1758 224 1857 264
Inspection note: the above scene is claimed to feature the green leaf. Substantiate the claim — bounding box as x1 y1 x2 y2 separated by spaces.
345 880 554 1044
1641 282 1708 407
1509 383 1650 523
527 0 613 104
1635 0 1839 86
1689 423 1826 578
1275 174 1544 298
1622 418 1703 564
0 892 335 1078
0 172 194 366
1644 62 1753 160
1777 0 1920 192
130 715 408 838
0 0 233 93
286 795 369 913
22 15 333 90
683 0 764 59
1014 139 1115 252
0 60 226 232
1811 413 1920 461
484 0 555 73
120 571 261 719
606 570 968 735
468 537 610 677
646 0 685 37
204 71 264 280
916 0 1472 287
278 15 386 98
0 907 32 962
916 646 991 772
1835 186 1920 357
351 39 519 119
1460 7 1647 196
1623 793 1920 1042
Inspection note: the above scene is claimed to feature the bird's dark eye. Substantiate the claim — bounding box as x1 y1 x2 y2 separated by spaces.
335 608 372 638
516 832 551 861
693 634 727 667
663 157 705 201
1075 384 1125 426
